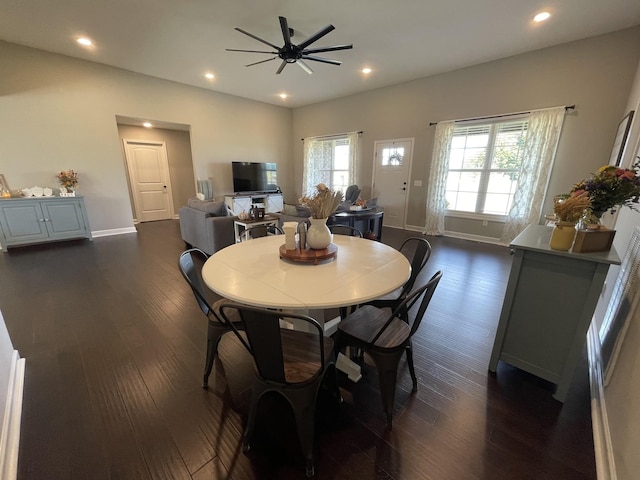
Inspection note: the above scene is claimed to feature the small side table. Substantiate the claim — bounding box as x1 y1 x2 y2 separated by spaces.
233 216 278 243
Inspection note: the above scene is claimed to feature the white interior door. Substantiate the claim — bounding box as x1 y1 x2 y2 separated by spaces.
372 139 413 229
123 139 174 222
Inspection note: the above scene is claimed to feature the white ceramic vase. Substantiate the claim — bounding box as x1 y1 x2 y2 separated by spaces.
306 217 332 249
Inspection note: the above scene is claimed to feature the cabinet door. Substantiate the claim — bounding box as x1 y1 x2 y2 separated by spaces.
232 197 253 215
42 200 89 239
267 194 283 213
0 202 48 243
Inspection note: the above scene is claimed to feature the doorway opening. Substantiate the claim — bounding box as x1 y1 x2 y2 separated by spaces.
116 117 195 223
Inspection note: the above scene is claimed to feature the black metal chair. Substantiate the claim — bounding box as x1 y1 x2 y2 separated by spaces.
240 224 283 241
219 303 341 478
328 224 363 237
361 237 432 321
335 271 443 428
178 248 242 388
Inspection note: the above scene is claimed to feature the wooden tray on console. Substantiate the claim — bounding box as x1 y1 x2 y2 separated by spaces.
279 243 337 265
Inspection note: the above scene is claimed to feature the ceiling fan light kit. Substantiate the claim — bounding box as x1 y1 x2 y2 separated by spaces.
226 16 353 74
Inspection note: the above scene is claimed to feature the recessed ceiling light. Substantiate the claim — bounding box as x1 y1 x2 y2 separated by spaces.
76 36 93 46
534 11 551 22
362 67 372 74
143 122 153 128
279 93 288 99
204 72 215 80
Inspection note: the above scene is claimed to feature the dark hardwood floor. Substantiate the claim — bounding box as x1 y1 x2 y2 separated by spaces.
0 220 596 479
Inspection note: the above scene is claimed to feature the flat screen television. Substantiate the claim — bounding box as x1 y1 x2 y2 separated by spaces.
232 162 278 194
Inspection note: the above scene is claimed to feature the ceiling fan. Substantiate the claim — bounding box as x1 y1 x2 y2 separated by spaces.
226 16 353 75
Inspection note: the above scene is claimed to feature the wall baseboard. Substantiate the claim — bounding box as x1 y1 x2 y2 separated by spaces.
403 224 505 246
587 323 617 480
0 351 25 480
91 227 137 238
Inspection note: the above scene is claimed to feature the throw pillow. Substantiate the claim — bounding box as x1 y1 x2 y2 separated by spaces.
187 197 228 216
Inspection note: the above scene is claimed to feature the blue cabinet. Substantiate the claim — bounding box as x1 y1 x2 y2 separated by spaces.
489 225 620 401
0 197 92 251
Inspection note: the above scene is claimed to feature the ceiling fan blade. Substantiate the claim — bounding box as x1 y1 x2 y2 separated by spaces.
297 24 335 50
234 27 281 50
296 59 314 74
302 44 353 55
245 57 278 67
226 48 279 54
279 16 293 48
301 55 342 66
275 60 288 74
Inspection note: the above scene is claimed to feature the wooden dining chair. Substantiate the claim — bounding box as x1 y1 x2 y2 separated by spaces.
335 271 443 428
219 303 341 478
178 248 242 388
328 224 363 237
361 237 432 321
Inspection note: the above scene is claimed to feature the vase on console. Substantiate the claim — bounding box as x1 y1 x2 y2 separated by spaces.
306 217 332 250
549 221 577 251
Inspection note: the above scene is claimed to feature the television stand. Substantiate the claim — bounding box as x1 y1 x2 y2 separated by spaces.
225 192 283 215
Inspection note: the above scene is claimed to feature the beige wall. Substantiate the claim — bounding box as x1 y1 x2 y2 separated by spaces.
593 53 640 480
0 41 293 232
117 125 196 216
292 27 640 236
2 27 640 235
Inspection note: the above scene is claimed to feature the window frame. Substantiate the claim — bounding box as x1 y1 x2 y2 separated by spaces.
445 116 529 221
303 134 356 196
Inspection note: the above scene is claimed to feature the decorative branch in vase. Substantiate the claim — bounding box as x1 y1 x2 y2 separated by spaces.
300 183 343 219
300 184 343 249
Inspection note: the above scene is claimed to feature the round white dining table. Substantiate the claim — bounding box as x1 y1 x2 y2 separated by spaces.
201 235 411 310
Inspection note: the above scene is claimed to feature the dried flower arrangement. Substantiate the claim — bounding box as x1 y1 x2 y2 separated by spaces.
56 169 79 191
300 183 343 219
553 192 591 223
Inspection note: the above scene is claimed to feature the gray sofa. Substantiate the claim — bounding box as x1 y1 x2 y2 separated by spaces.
178 198 237 254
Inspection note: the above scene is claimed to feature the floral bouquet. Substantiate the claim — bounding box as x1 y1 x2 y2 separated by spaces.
571 161 640 220
300 183 343 219
56 169 79 192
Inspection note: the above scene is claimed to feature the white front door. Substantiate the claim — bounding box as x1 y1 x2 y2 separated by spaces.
372 139 413 229
123 139 174 222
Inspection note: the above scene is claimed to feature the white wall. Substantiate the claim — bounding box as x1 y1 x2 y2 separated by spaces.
0 41 293 232
592 53 640 480
292 27 640 235
0 310 24 480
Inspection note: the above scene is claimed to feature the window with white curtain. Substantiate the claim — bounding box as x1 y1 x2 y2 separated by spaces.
303 133 358 196
446 119 528 217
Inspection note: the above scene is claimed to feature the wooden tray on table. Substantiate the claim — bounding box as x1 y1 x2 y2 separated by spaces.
279 243 337 265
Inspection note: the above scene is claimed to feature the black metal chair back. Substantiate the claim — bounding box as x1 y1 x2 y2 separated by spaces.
219 303 339 477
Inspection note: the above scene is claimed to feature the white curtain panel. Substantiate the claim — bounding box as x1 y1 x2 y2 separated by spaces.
500 106 566 244
346 131 358 190
424 121 455 235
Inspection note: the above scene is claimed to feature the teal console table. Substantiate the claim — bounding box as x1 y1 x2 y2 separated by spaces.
0 196 92 252
489 224 620 401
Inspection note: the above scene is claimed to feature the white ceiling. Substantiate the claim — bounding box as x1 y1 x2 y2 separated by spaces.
2 0 640 108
